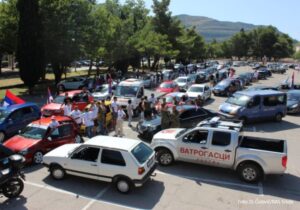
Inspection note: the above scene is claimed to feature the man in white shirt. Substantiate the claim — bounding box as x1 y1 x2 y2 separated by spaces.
115 105 126 137
81 108 94 138
49 116 60 129
70 106 82 125
63 100 72 116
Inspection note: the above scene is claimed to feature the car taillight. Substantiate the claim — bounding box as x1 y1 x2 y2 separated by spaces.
282 156 287 168
138 167 145 175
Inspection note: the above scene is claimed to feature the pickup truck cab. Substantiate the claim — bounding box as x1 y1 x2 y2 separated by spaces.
151 117 287 183
43 136 157 193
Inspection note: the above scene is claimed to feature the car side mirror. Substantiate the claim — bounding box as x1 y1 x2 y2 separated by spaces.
18 130 21 134
182 137 189 143
247 102 253 108
47 136 52 141
8 118 13 124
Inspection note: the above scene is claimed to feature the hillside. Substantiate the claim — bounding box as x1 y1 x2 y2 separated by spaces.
176 14 259 42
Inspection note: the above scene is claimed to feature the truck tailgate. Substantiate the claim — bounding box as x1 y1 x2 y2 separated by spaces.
236 137 287 174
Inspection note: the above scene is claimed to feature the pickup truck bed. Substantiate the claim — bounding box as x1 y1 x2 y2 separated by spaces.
239 136 284 153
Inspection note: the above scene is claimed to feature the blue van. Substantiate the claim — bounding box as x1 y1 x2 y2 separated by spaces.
0 103 41 143
219 90 287 123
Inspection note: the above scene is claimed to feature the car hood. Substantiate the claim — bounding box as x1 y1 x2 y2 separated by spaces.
44 144 80 158
177 82 186 87
4 135 40 152
139 116 161 127
287 100 298 107
219 102 241 114
42 103 62 111
153 128 185 141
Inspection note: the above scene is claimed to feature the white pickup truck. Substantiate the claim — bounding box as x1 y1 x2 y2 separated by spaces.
151 118 288 183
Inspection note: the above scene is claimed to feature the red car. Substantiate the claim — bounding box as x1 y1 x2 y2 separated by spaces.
156 81 179 93
4 116 82 164
41 90 93 116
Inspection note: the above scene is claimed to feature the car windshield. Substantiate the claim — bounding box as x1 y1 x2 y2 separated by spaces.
53 96 65 104
287 93 300 101
131 142 153 164
226 94 251 106
160 83 173 88
216 80 229 88
0 110 9 123
177 78 187 83
115 86 138 97
188 86 203 92
19 125 47 139
95 85 108 94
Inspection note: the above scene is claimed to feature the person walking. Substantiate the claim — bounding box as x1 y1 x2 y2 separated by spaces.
115 106 126 137
161 103 170 129
170 106 180 128
81 107 94 138
143 96 151 119
127 100 134 127
138 98 145 122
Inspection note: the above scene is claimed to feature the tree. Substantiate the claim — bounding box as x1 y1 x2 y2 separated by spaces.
40 0 92 84
16 0 45 93
294 51 300 61
0 0 18 75
230 29 250 60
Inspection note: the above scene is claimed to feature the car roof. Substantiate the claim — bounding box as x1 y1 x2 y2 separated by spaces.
166 92 185 97
84 136 140 151
236 90 284 96
59 90 83 97
119 79 143 86
287 90 300 95
190 84 206 88
0 102 37 113
177 76 188 79
31 116 73 126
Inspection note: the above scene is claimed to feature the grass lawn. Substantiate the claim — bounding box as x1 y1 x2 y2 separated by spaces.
0 68 100 99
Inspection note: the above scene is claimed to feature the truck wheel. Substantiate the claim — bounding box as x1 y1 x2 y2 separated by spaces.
115 177 133 194
156 149 173 166
238 163 261 183
275 113 282 122
50 165 66 180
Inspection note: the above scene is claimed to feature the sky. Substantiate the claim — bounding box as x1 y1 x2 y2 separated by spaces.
97 0 300 41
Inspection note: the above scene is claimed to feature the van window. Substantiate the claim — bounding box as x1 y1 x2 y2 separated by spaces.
101 149 126 166
212 131 231 146
263 95 285 106
252 96 260 107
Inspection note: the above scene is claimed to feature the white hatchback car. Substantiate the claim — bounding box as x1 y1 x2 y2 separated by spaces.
43 136 157 193
186 84 211 101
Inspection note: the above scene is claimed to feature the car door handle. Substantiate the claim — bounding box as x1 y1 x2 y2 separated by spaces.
224 149 232 152
90 164 97 166
201 147 208 149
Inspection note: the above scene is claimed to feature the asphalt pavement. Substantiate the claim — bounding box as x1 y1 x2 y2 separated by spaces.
1 66 300 210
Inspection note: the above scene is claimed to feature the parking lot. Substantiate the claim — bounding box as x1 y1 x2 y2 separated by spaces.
1 66 300 210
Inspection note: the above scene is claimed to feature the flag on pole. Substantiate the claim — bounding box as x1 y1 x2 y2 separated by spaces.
47 87 54 104
3 90 25 107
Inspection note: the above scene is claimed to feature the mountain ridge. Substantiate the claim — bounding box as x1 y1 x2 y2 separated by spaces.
175 14 262 42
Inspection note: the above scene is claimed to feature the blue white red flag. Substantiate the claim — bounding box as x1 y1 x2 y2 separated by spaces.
3 90 25 107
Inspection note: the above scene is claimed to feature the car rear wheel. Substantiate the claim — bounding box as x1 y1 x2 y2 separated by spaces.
33 151 43 164
238 163 261 183
156 149 174 166
0 132 5 143
115 178 133 194
50 165 65 180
